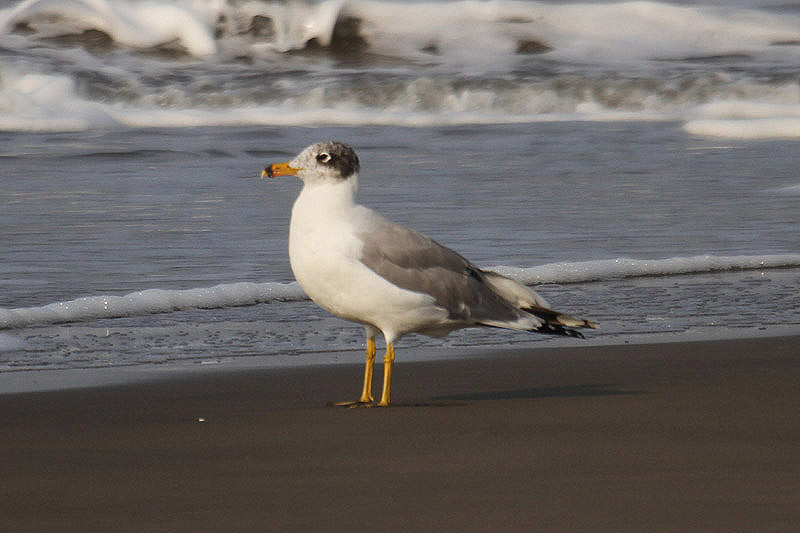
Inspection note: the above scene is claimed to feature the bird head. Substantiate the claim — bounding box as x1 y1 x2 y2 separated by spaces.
262 141 360 185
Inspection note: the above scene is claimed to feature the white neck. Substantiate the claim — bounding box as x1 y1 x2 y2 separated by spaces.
295 175 359 211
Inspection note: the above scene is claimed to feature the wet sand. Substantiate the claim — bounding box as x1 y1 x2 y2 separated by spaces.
2 335 798 532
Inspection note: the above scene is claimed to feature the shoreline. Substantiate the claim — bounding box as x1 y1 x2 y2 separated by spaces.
2 325 799 394
2 334 799 531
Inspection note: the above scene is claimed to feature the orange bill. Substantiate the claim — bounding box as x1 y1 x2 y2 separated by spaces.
261 161 303 178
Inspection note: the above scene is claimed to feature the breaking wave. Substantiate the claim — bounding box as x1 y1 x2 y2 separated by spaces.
3 0 798 60
2 64 799 135
1 0 799 136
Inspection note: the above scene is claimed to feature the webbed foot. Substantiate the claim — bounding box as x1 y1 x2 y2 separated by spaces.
329 400 379 408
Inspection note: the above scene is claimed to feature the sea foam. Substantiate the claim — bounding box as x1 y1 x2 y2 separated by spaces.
4 0 798 60
684 118 800 140
0 282 305 329
1 0 799 135
489 254 800 285
2 254 798 330
2 0 217 55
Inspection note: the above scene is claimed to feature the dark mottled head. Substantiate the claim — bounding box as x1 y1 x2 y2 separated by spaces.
264 141 360 184
309 141 360 180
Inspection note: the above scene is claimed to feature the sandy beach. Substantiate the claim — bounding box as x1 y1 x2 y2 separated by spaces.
1 335 798 532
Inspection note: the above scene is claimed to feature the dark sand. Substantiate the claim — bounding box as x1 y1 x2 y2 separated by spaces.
2 336 798 532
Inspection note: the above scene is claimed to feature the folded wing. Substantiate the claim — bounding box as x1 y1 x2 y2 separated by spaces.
357 214 596 337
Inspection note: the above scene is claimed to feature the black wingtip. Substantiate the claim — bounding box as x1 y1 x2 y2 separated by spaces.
532 323 586 339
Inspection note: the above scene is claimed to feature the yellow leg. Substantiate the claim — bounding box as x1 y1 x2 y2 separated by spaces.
332 337 376 407
358 337 376 403
377 342 395 407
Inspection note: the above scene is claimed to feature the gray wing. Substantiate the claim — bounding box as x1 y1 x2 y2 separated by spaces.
357 216 521 324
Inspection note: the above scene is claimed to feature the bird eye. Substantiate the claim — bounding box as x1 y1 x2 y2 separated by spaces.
317 152 331 164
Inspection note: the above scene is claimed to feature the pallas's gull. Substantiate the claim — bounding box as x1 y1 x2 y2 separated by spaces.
263 142 596 407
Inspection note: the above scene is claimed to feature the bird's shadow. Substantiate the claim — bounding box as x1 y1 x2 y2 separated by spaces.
329 384 645 408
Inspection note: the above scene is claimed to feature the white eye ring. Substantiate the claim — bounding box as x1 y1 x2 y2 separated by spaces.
317 152 331 163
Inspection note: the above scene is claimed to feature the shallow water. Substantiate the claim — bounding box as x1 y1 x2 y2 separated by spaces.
1 0 798 372
1 123 798 370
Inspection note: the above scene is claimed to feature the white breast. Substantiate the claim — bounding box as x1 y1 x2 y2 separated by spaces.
288 183 447 340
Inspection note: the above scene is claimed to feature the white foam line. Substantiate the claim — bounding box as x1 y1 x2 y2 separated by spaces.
0 281 305 330
489 254 800 285
684 118 800 140
2 254 799 330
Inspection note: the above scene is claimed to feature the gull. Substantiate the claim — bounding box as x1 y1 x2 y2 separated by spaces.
262 141 596 407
